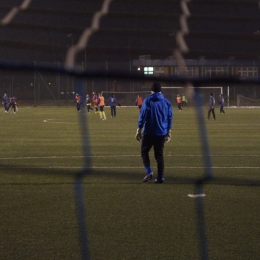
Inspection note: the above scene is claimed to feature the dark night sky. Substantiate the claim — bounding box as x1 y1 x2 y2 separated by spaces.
0 0 260 65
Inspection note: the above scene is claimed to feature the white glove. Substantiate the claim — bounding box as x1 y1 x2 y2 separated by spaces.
135 128 142 142
165 129 171 143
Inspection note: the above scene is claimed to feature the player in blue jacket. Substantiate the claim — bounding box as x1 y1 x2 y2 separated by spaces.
2 93 9 113
219 94 225 114
207 93 216 120
85 94 93 113
108 94 117 117
135 82 173 183
8 96 18 114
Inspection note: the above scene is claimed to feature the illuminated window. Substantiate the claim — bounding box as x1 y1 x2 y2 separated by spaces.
144 67 154 75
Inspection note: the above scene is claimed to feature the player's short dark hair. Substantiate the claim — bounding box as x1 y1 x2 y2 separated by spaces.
151 82 161 92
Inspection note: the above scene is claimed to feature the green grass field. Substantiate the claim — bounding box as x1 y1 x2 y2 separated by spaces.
0 105 260 260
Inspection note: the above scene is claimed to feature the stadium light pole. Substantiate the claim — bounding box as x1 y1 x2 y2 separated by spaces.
67 33 74 92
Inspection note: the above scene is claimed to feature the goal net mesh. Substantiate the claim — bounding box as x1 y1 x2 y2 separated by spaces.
237 94 260 107
1 1 260 260
102 86 223 106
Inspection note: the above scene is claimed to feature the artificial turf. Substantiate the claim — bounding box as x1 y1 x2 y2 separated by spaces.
0 106 259 260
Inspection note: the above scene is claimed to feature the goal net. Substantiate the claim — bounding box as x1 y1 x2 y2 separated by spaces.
237 94 260 107
161 86 223 106
102 86 223 106
1 1 260 260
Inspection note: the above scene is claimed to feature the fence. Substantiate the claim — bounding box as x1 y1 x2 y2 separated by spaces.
0 62 259 107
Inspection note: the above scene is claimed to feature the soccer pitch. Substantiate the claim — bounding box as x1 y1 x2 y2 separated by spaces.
0 106 260 260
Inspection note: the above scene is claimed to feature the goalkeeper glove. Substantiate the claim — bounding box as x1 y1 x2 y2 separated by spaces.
165 129 171 143
135 128 142 142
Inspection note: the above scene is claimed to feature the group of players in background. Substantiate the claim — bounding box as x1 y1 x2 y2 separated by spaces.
2 91 225 120
175 92 225 120
73 91 225 121
2 93 18 114
73 91 118 120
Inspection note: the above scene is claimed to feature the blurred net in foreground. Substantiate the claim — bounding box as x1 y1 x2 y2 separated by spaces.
1 1 260 260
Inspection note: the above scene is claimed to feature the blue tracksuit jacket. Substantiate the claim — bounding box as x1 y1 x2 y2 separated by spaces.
137 92 172 136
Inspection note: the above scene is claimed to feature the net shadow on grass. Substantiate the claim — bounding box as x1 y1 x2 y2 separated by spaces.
1 166 260 260
1 166 259 187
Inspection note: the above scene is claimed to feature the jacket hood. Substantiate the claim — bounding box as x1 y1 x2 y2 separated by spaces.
149 92 164 102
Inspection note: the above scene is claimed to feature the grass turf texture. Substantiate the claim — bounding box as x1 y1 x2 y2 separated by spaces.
0 106 260 260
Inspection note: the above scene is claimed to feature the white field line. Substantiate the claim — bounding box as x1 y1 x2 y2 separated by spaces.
188 194 206 198
43 121 77 124
0 166 259 169
0 154 259 160
41 120 260 126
